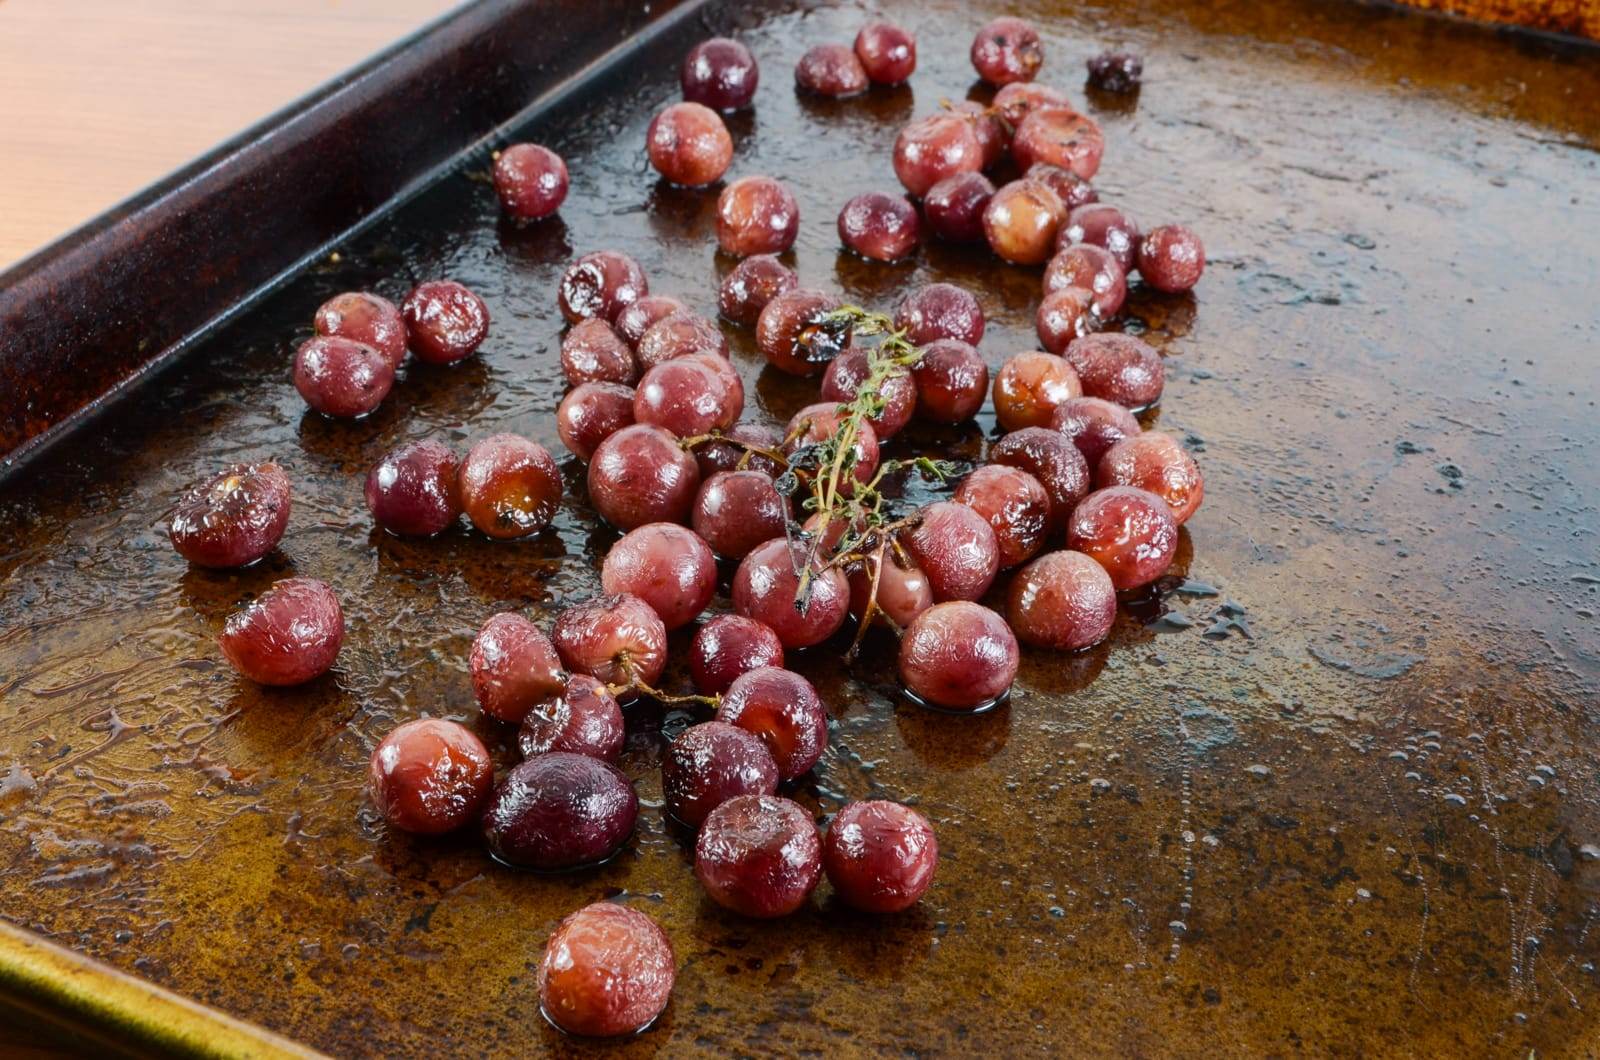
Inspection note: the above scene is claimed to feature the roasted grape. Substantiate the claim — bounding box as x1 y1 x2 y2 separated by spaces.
587 424 700 530
903 501 1000 601
910 339 988 423
822 800 938 913
557 382 636 462
600 523 717 630
1012 107 1104 179
1045 244 1126 319
847 552 934 628
785 402 881 494
982 179 1065 265
635 312 728 371
481 753 638 871
838 192 920 262
292 335 394 418
558 251 649 325
646 102 734 187
457 434 562 539
615 294 688 350
367 719 494 835
795 43 869 98
1066 485 1178 590
492 143 569 221
365 440 460 537
518 675 625 764
402 280 490 364
681 37 759 111
970 16 1043 86
893 282 985 346
1050 395 1142 465
892 114 983 199
688 616 786 695
947 101 1007 168
1025 163 1098 211
561 318 636 386
756 288 847 376
993 82 1071 127
695 795 822 917
991 351 1082 432
954 464 1051 568
989 426 1090 532
854 21 916 85
662 721 780 827
538 903 675 1037
314 291 407 369
1086 50 1143 92
1063 332 1163 409
716 176 800 257
552 593 669 691
169 461 291 568
898 601 1019 710
1097 432 1204 524
717 666 828 781
633 357 741 437
691 421 785 479
922 172 995 243
1006 549 1117 650
820 347 916 439
1137 224 1206 293
470 611 566 723
220 577 343 686
1060 203 1141 272
1034 286 1096 355
718 255 798 325
692 470 789 560
732 538 850 649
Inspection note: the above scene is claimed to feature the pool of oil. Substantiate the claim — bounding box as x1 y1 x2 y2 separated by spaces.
2 0 1598 1055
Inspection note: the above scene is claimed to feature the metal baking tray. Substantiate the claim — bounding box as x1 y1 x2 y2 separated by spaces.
1 0 1597 1054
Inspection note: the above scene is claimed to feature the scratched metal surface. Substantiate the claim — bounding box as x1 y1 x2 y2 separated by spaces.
1 0 1598 1055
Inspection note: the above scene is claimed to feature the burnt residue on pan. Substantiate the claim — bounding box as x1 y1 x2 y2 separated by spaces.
0 0 1597 1055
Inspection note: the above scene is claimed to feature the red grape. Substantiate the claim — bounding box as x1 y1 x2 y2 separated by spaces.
615 294 687 350
557 382 636 462
1012 107 1104 179
402 280 490 364
691 421 784 479
1137 224 1206 293
954 464 1051 568
693 470 790 560
695 795 821 917
1045 243 1127 318
903 501 1000 601
492 143 568 221
457 433 562 539
822 800 938 913
601 523 717 630
983 179 1065 265
716 176 800 256
518 674 625 764
646 102 733 187
314 291 406 369
633 357 741 437
1050 395 1141 465
1066 486 1178 590
756 288 847 376
365 439 460 537
367 719 493 835
552 593 669 691
993 82 1071 127
1025 163 1098 211
718 255 798 325
910 339 988 423
1060 203 1141 272
558 251 648 325
220 577 343 686
1035 286 1095 355
717 666 828 781
293 335 393 418
893 282 985 346
820 348 916 439
854 21 916 85
970 16 1043 86
470 611 565 723
561 318 636 386
989 426 1089 532
635 312 728 371
1063 332 1164 409
169 461 291 568
481 753 637 870
682 37 759 111
892 114 983 199
922 172 995 243
587 424 700 530
1097 432 1204 524
991 351 1082 432
538 903 675 1038
795 43 869 97
688 616 785 695
847 552 934 628
947 101 1007 169
785 402 881 494
732 538 850 649
898 601 1019 710
663 721 780 827
1007 549 1117 650
838 192 920 262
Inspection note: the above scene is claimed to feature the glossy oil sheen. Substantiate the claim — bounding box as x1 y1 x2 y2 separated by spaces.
0 0 1597 1056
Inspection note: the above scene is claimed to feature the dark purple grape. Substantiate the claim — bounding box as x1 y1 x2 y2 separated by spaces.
1050 396 1142 465
493 143 569 221
992 351 1081 432
1086 51 1143 93
557 382 635 462
633 357 741 437
910 339 988 423
635 312 729 371
820 347 916 439
838 192 920 262
402 280 490 364
601 522 717 630
822 800 938 913
695 795 821 917
717 176 800 257
893 114 983 199
293 335 393 418
1035 286 1095 355
314 291 406 369
365 440 461 537
847 552 934 628
732 538 850 649
552 593 669 691
481 752 637 870
220 577 343 686
719 255 798 325
693 470 790 560
1060 203 1141 272
1045 243 1127 318
457 434 562 539
795 43 869 98
615 294 688 350
1066 486 1178 590
368 719 493 835
689 616 785 695
691 421 785 479
893 282 984 346
663 721 780 827
1012 107 1104 179
538 904 675 1038
561 318 636 386
717 667 828 781
587 423 700 530
898 601 1018 710
518 674 625 763
970 16 1043 86
471 611 566 723
1137 224 1206 293
983 179 1065 265
1063 332 1163 409
647 102 734 187
681 37 760 111
854 21 916 85
169 462 291 568
1007 549 1116 651
558 251 649 325
954 464 1051 568
993 82 1071 127
756 288 847 376
1025 163 1098 211
989 426 1090 532
903 501 1000 602
922 172 995 243
1097 432 1204 525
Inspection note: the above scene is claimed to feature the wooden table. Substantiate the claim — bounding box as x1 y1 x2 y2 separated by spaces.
0 0 463 271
